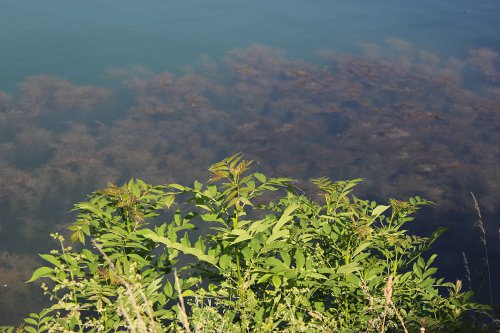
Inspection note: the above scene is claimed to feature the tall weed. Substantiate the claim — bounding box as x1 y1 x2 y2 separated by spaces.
0 154 494 332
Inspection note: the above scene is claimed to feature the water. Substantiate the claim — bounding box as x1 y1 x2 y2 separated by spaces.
2 0 499 89
1 0 500 324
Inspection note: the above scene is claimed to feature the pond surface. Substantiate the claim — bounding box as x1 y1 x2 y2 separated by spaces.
1 0 499 324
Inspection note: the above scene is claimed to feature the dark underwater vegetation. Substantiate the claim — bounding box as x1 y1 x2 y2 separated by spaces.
0 40 499 325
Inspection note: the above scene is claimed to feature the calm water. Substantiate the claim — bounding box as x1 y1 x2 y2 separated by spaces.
1 0 499 89
1 0 499 324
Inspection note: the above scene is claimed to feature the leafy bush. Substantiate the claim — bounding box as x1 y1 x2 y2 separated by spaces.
0 154 492 332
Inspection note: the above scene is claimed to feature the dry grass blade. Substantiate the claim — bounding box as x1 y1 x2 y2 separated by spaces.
174 269 192 333
381 274 392 333
381 274 408 333
470 192 493 305
92 240 158 333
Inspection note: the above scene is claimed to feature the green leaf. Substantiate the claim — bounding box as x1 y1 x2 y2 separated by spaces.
70 229 85 244
127 253 149 265
39 254 61 268
261 185 278 191
304 272 327 280
295 249 305 270
351 242 372 259
419 277 435 288
24 318 37 326
163 195 175 208
206 185 218 197
219 254 232 270
241 246 253 261
247 218 273 235
257 274 273 284
254 172 267 183
280 250 291 267
365 265 385 280
413 263 423 278
317 267 337 275
265 257 286 268
27 267 54 282
336 262 361 275
182 289 197 297
146 277 163 296
322 223 332 235
201 213 223 222
266 229 289 244
422 267 438 279
154 309 176 320
272 275 281 289
138 230 217 266
163 281 173 298
431 227 447 241
314 302 325 312
272 204 298 233
193 180 203 190
169 183 186 191
417 256 425 268
346 273 360 285
230 229 253 245
238 196 253 206
371 205 390 219
261 240 288 253
74 202 103 217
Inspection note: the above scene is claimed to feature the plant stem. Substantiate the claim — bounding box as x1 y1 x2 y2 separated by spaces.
471 192 493 305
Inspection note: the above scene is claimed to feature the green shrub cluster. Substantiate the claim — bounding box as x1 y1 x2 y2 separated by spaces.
0 154 492 332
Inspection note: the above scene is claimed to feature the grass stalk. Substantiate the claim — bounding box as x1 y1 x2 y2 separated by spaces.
381 274 408 333
470 192 493 305
93 240 157 333
174 269 192 333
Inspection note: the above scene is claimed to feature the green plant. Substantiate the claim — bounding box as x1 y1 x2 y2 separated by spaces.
1 154 493 332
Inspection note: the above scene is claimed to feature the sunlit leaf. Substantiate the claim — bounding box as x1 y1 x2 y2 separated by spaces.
169 183 186 191
138 229 217 266
371 205 390 219
272 275 281 289
295 249 305 270
163 281 173 298
254 172 267 183
336 262 361 275
162 194 175 208
266 229 289 244
24 327 37 333
229 228 253 245
39 254 61 268
272 204 298 233
351 242 372 259
247 218 273 234
27 267 54 283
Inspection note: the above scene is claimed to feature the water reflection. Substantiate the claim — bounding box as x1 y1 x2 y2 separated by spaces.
0 40 499 324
